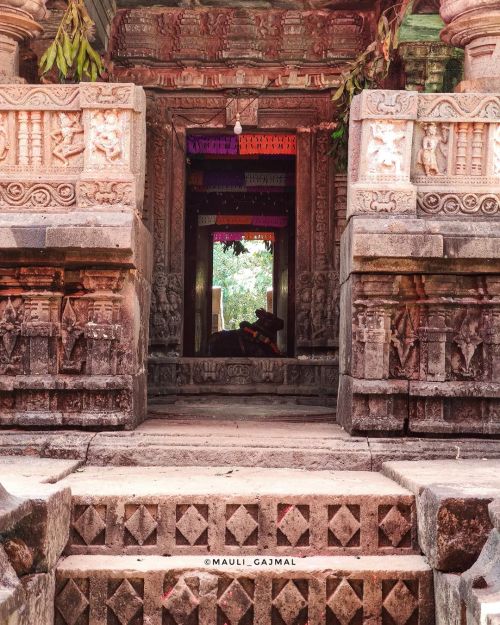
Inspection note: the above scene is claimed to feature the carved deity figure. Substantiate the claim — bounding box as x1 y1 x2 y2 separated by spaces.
0 113 9 161
493 125 500 176
417 122 448 176
367 122 406 175
92 110 122 162
51 112 84 166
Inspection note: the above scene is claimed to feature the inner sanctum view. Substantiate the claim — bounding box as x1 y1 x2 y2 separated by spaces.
0 0 500 624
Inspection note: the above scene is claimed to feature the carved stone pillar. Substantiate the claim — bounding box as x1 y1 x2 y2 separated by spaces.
441 0 500 91
399 41 464 92
18 267 62 375
0 0 45 83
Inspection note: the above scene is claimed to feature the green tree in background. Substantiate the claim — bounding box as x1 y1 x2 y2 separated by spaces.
213 241 273 330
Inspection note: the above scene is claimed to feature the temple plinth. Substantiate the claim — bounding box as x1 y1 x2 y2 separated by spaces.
440 0 500 91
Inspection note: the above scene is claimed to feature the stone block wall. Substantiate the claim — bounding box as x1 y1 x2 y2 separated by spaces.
338 89 500 436
0 83 151 429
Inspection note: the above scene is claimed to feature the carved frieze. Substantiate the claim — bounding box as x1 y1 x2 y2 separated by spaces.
417 191 500 216
417 94 500 122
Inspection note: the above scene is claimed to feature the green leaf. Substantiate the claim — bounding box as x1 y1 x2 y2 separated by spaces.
62 31 73 65
56 42 68 77
41 42 57 73
90 61 98 82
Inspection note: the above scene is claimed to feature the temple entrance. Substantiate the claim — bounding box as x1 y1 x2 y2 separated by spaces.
183 133 296 357
145 92 343 398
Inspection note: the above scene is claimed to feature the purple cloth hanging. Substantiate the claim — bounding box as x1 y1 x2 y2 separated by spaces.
204 171 246 187
187 135 238 155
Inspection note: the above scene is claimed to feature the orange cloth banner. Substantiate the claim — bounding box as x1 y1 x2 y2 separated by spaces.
238 134 296 155
216 215 253 225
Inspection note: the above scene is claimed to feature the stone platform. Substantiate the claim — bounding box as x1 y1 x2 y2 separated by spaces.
2 418 500 470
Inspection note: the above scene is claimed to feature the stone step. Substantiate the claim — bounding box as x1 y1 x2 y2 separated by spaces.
58 466 419 557
55 554 434 625
148 399 336 423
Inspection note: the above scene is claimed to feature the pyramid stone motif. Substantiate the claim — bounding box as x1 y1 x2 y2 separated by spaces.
273 580 308 625
106 579 143 625
329 505 361 547
383 580 418 625
226 504 258 546
162 577 200 624
379 506 412 548
176 504 209 545
327 579 363 625
217 579 253 625
72 505 106 545
56 579 89 625
277 505 309 546
124 504 158 545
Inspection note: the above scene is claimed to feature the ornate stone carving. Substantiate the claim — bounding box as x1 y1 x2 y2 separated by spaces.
78 181 133 207
89 109 124 164
0 297 21 374
0 182 76 208
51 112 84 166
352 189 416 215
417 122 449 176
366 121 406 177
417 192 500 216
359 90 418 119
0 85 80 108
150 268 182 354
493 124 500 176
417 94 500 120
0 112 9 161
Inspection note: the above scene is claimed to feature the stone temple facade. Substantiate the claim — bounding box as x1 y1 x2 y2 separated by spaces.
0 1 499 625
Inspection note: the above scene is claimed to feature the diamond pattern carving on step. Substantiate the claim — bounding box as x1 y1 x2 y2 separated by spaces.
72 504 106 546
124 504 158 546
328 504 361 547
327 578 363 625
176 504 209 546
56 579 89 625
162 576 200 624
277 504 309 546
272 579 308 625
217 578 254 625
106 579 143 625
379 505 412 548
226 504 259 546
383 580 418 625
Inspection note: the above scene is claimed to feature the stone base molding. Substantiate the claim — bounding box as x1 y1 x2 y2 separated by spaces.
0 83 151 429
338 90 500 436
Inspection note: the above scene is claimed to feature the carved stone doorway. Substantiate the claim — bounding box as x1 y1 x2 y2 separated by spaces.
183 137 296 357
144 91 343 398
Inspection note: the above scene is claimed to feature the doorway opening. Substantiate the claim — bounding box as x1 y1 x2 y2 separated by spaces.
183 133 296 357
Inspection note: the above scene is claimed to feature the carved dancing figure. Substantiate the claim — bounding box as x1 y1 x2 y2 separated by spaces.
51 112 84 166
368 122 406 175
493 125 500 176
92 110 122 161
417 122 448 176
0 114 9 161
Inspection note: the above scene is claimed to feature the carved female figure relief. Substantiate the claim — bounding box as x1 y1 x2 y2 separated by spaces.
0 113 9 161
493 125 500 176
367 121 406 176
91 110 123 162
51 112 84 166
417 122 449 176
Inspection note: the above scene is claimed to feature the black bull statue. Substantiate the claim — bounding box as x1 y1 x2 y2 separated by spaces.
208 309 284 357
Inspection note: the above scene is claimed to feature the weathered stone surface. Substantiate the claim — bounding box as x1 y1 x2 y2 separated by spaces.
3 483 71 572
86 419 373 470
20 571 55 625
0 484 31 534
460 521 500 625
55 554 435 625
3 538 34 576
0 457 82 485
434 571 462 625
0 430 95 460
59 465 417 556
339 89 500 436
382 460 500 571
0 83 151 429
0 546 25 625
